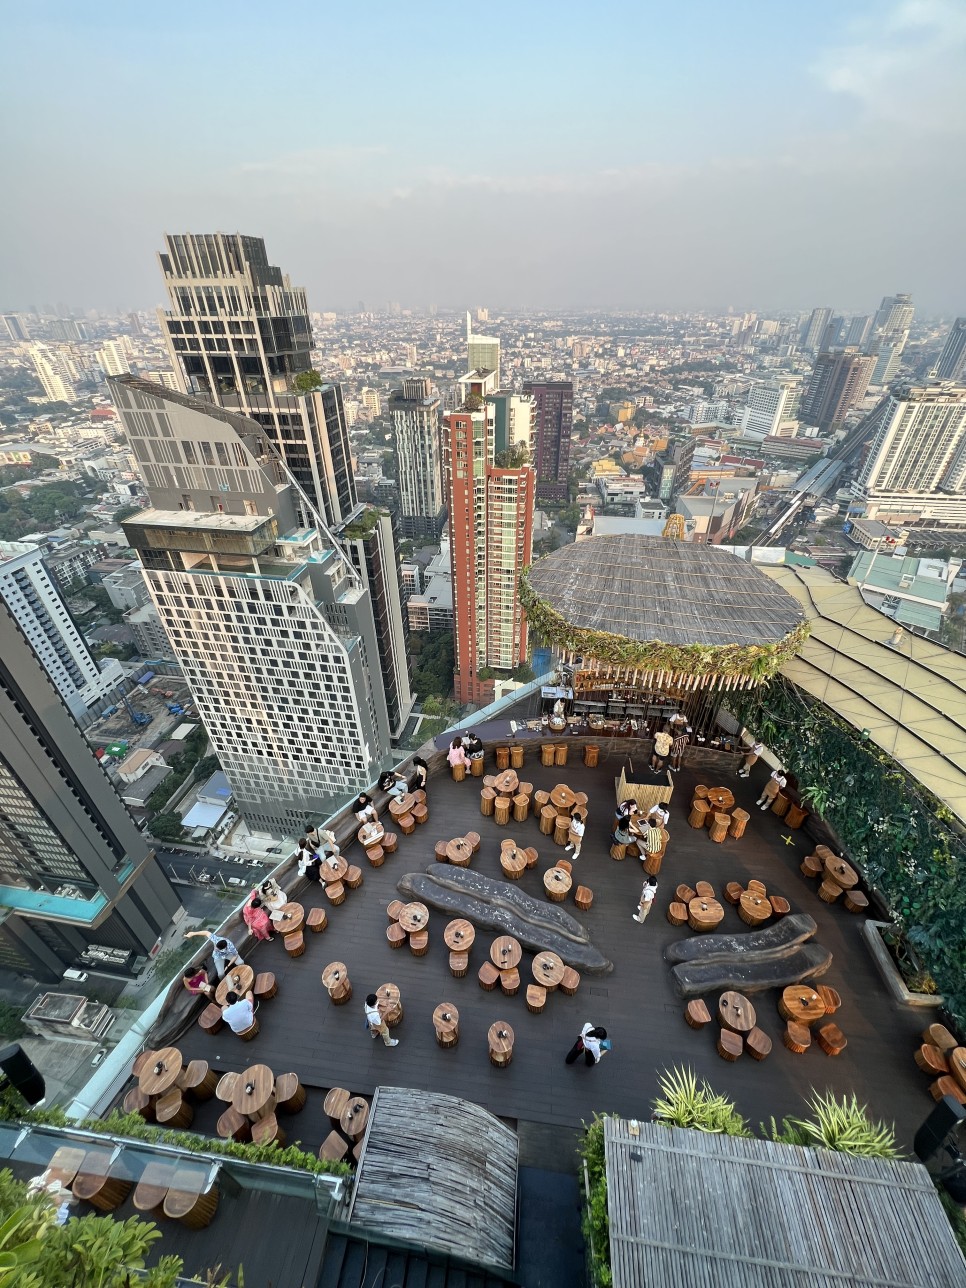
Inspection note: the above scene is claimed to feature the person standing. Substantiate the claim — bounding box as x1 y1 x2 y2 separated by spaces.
183 929 244 979
565 808 586 859
410 757 429 792
564 1022 610 1066
670 726 690 772
364 993 399 1047
738 741 764 777
651 725 672 773
756 768 787 810
633 876 658 923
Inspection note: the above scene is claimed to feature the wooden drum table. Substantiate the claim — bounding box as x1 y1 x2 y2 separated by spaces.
778 985 826 1026
444 918 475 952
544 867 572 902
398 902 429 934
738 891 772 926
215 966 255 1007
533 951 566 991
491 936 523 970
340 1096 369 1142
706 787 735 813
376 982 403 1026
231 1064 276 1121
433 1003 460 1048
389 793 417 819
320 854 348 884
688 897 724 932
823 857 859 891
275 902 304 934
493 769 519 797
321 961 350 997
718 991 756 1034
500 841 527 880
488 1020 515 1067
138 1047 184 1098
446 837 474 866
550 783 577 813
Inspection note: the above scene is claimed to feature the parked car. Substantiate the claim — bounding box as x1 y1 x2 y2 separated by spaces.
90 1048 107 1067
227 877 245 887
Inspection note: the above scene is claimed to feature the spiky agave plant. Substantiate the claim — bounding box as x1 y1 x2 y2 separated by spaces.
652 1066 752 1136
782 1091 899 1158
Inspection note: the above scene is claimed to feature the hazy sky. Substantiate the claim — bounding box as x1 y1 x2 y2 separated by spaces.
1 0 964 314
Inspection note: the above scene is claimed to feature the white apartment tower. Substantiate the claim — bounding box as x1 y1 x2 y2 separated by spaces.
868 293 914 385
852 382 966 525
741 378 802 440
28 344 77 403
389 378 445 540
0 542 124 722
934 319 966 382
98 340 132 378
110 376 392 832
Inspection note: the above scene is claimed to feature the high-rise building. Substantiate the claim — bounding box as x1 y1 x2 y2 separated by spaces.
2 314 29 342
844 315 872 348
0 599 182 983
800 349 876 431
800 308 834 352
444 378 535 705
524 380 573 502
0 542 124 722
111 375 393 832
933 319 966 382
389 378 445 540
97 340 132 378
466 312 500 384
28 344 77 403
867 293 914 384
156 232 411 740
654 438 696 505
852 381 966 524
740 377 802 440
487 391 536 457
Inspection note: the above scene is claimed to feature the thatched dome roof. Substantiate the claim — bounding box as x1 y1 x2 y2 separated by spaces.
520 536 808 683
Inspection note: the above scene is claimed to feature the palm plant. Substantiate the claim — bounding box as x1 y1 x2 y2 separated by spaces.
652 1066 752 1136
770 1091 899 1158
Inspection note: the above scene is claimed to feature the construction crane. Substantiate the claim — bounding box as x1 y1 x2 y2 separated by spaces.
662 513 686 540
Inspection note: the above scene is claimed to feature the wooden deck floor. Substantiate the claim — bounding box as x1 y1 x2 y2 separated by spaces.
172 748 934 1155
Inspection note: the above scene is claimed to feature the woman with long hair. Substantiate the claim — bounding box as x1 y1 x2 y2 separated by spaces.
242 893 275 942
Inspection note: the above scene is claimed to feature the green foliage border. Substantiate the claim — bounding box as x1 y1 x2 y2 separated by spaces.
729 677 966 1026
519 570 810 682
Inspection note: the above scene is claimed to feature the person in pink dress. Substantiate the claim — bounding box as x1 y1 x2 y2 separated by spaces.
242 892 274 942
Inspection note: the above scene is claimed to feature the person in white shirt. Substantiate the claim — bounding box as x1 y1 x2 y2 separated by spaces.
633 876 658 923
739 741 765 777
565 1022 609 1066
221 989 255 1034
564 809 586 858
756 769 787 810
364 993 399 1047
647 804 669 828
183 929 243 979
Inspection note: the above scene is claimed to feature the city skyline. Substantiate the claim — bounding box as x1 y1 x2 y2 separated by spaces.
1 2 965 313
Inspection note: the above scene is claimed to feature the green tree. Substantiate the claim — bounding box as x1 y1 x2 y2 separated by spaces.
0 1004 26 1041
112 504 140 525
409 631 455 700
477 666 495 681
291 369 323 393
148 812 185 843
420 694 462 738
380 450 396 478
511 662 535 683
193 755 220 782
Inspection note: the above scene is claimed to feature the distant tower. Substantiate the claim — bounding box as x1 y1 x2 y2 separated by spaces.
524 381 574 502
800 308 834 353
866 293 914 384
933 318 966 381
800 350 876 431
466 312 501 384
389 377 445 540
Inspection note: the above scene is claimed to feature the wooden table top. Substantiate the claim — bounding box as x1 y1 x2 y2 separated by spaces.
324 1086 350 1119
500 844 527 875
341 1096 369 1136
550 783 577 810
320 854 348 883
739 890 772 922
232 1063 275 1117
532 951 566 987
491 935 522 969
215 964 255 1007
389 793 417 817
688 897 724 927
493 769 519 795
543 866 573 896
398 902 429 933
138 1046 183 1097
46 1145 86 1186
321 961 349 990
275 901 304 932
444 918 476 950
433 1003 459 1036
719 991 756 1033
823 857 859 890
488 1021 515 1055
706 787 735 811
780 985 826 1025
949 1048 966 1092
446 837 474 864
377 983 400 1008
357 823 385 847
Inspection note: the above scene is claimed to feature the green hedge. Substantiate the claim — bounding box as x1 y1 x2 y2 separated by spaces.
730 677 966 1024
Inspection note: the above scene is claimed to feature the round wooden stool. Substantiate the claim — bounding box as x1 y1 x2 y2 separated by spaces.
771 793 790 817
693 784 709 800
494 796 511 826
716 1031 743 1061
540 743 556 767
495 746 510 770
695 881 715 899
275 1073 306 1113
783 1022 811 1054
610 843 627 860
526 985 547 1014
510 744 524 769
584 744 599 767
500 968 520 996
449 951 469 977
471 757 485 777
539 805 557 835
398 814 416 834
560 967 580 996
643 853 662 875
800 855 823 879
480 788 496 817
724 882 743 904
325 881 346 906
179 1059 218 1101
386 923 407 949
366 846 385 867
676 884 696 903
554 744 568 766
575 886 593 911
383 832 398 853
931 1077 966 1105
306 908 327 933
478 962 499 991
465 831 481 852
844 890 869 914
729 809 750 839
817 985 841 1014
817 1023 847 1056
452 762 466 782
817 880 842 903
217 1107 251 1141
915 1044 949 1075
524 846 538 868
198 1004 224 1035
122 1087 155 1121
688 800 710 828
252 1113 286 1147
409 930 429 956
709 813 729 843
923 1023 958 1053
770 896 791 917
667 901 687 926
512 794 530 823
284 931 305 958
553 815 570 846
746 1028 772 1061
156 1090 193 1128
434 1003 460 1048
